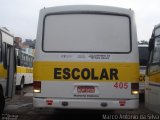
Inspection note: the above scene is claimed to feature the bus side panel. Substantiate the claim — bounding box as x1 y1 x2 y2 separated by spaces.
16 66 33 85
145 73 160 114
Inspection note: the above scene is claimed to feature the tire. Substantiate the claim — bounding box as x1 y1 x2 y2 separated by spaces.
17 77 25 90
0 85 5 116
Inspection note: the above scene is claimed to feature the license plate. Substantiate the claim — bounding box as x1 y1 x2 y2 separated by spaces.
77 86 95 93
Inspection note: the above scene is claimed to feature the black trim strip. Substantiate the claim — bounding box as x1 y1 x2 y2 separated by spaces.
149 83 160 87
148 71 160 76
34 97 137 100
42 11 132 54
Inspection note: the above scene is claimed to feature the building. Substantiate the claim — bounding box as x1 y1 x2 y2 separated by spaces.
23 39 36 49
14 37 35 56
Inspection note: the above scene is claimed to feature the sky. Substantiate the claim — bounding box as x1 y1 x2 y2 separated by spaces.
0 0 160 41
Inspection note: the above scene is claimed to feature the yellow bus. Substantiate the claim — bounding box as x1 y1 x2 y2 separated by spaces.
145 23 160 114
16 49 34 90
33 5 139 110
0 27 16 115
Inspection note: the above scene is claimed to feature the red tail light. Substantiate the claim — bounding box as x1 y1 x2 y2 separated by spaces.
46 100 53 105
119 100 126 106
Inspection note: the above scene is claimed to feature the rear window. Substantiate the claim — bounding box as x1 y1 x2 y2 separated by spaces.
43 13 131 53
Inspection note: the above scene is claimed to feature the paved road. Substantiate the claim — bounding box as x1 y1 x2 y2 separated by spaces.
2 86 159 120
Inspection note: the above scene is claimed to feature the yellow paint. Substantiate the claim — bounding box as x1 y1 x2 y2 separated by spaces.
0 63 7 79
149 72 160 83
17 66 33 73
33 61 139 82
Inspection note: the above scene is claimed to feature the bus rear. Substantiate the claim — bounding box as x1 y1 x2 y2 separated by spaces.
33 5 139 109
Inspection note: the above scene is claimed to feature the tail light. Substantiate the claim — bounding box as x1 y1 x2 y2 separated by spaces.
119 100 126 106
131 83 139 95
46 100 53 105
33 81 41 93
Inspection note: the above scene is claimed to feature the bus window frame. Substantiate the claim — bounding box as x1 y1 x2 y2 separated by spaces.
17 50 34 68
147 27 160 75
0 30 14 68
42 11 132 54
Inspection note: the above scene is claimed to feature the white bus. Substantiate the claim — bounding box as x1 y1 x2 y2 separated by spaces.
33 5 139 110
0 27 16 115
16 49 34 90
145 23 160 114
138 44 149 93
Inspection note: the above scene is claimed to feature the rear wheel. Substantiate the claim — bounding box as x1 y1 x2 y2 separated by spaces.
0 85 5 116
17 77 25 90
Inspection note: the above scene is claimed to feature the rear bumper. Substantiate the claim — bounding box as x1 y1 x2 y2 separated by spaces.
33 98 139 110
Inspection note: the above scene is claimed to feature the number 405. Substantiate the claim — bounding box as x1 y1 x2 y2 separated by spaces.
114 82 128 89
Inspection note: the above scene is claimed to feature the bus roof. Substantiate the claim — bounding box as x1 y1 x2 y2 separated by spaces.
40 5 134 15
